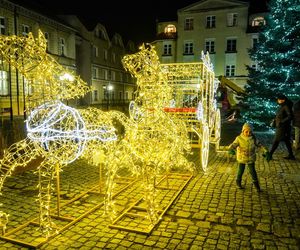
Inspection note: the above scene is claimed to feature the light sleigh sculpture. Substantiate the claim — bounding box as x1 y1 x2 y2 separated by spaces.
0 32 197 242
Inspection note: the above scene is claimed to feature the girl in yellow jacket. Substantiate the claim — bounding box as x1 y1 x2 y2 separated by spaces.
228 123 268 191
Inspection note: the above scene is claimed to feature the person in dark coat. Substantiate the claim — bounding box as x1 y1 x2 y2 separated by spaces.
293 99 300 150
269 94 295 160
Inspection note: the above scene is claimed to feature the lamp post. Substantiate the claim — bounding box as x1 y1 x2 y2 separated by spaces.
107 84 113 110
103 84 113 110
103 85 107 110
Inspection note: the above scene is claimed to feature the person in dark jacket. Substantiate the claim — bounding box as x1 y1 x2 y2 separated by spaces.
293 99 300 150
269 94 295 160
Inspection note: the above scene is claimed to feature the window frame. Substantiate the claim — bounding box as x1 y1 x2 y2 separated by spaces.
206 15 216 28
205 39 215 53
183 41 194 55
226 39 237 53
184 18 194 31
163 43 172 56
227 13 238 27
225 65 235 77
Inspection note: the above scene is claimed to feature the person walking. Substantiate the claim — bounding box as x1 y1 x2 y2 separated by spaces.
269 94 295 160
293 99 300 150
228 123 269 191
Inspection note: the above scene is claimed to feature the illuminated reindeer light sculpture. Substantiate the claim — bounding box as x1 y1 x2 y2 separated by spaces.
104 44 195 226
0 31 117 236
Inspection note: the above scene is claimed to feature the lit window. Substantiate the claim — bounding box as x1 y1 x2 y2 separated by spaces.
0 17 6 35
206 16 216 28
205 39 215 53
184 41 194 55
225 65 235 76
184 18 194 30
0 70 9 95
163 44 172 55
226 39 237 52
227 13 238 27
252 17 266 26
125 91 129 100
164 24 176 33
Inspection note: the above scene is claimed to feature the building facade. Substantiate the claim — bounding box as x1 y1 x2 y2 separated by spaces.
152 0 268 91
0 0 78 118
0 0 136 120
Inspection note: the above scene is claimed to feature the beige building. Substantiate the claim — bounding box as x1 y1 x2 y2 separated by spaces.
0 0 78 117
0 0 136 120
153 0 268 92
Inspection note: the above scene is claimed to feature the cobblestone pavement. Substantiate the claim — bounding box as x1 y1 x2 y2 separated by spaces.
0 123 300 249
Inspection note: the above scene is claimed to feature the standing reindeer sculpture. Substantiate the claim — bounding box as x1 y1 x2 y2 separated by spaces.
103 44 194 224
0 31 118 236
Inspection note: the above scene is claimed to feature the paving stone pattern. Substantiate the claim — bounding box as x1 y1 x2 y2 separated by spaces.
0 123 300 249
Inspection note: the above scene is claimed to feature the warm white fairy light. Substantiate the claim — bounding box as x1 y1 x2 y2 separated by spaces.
0 32 219 239
102 44 195 224
0 30 107 237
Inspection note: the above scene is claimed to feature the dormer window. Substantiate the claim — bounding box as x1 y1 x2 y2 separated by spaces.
252 16 266 27
164 24 176 33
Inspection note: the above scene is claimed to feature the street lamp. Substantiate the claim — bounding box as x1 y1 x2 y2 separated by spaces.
108 84 113 110
103 84 113 110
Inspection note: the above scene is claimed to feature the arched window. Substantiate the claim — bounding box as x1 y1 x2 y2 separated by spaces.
164 24 176 33
252 17 266 27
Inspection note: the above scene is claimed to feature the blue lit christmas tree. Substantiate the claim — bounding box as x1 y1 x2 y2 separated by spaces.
242 0 300 128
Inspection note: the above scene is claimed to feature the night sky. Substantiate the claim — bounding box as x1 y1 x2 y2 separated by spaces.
11 0 267 45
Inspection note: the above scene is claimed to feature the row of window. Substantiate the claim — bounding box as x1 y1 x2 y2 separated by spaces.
93 89 131 102
0 71 34 95
163 39 237 55
92 67 131 83
184 13 238 30
184 15 266 30
0 16 67 56
163 36 258 55
92 45 120 63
